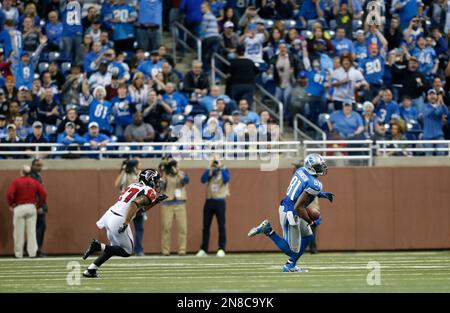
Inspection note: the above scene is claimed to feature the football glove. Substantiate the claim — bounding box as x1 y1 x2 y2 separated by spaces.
155 194 168 204
318 192 335 203
118 223 128 234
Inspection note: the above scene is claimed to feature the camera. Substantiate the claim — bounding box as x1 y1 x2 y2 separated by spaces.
211 160 220 168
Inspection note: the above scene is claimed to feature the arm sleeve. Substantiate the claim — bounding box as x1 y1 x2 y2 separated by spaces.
181 172 190 185
35 181 47 207
200 169 210 184
6 181 16 206
221 168 230 184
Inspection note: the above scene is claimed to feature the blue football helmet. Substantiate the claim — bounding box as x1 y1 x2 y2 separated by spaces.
304 153 328 176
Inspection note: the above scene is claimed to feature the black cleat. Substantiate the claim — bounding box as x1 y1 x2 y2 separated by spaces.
83 269 98 278
82 239 101 260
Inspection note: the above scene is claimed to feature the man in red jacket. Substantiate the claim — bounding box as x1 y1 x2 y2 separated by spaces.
6 165 47 258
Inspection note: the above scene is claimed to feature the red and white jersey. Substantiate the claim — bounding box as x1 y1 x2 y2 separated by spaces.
109 182 156 216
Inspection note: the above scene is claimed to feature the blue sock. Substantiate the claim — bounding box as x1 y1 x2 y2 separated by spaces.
288 235 314 265
267 231 295 258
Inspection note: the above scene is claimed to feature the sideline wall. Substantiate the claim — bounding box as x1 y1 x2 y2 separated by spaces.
1 167 449 255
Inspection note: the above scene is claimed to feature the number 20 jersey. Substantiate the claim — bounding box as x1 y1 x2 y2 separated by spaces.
110 182 156 216
280 167 322 216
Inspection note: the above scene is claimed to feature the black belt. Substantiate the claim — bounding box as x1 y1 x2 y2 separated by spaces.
110 210 123 217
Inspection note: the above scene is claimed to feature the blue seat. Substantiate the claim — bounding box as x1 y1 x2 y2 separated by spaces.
38 62 49 74
48 51 61 62
61 62 71 75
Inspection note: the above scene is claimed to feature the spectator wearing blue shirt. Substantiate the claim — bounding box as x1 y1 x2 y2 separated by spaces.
181 0 203 37
137 50 163 79
373 88 400 124
202 117 224 141
57 121 87 152
2 1 20 25
101 0 115 31
331 27 355 58
83 122 111 158
238 99 260 124
162 83 188 115
12 37 47 90
201 2 220 73
297 0 326 29
109 0 137 53
61 0 83 64
303 52 328 125
200 86 231 113
328 101 364 139
409 36 439 79
111 84 134 138
137 0 163 53
88 86 113 135
44 11 63 51
84 42 103 76
399 95 418 122
359 43 385 101
423 89 449 156
353 29 368 63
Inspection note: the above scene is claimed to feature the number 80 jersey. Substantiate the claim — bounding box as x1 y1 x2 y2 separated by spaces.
110 182 157 216
281 167 322 215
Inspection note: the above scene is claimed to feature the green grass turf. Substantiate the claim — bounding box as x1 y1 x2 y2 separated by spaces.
0 251 449 292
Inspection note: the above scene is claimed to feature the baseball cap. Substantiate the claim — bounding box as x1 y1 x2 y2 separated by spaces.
293 38 302 45
65 121 75 128
427 89 437 95
297 70 307 78
88 121 99 128
0 47 4 54
355 29 364 36
232 110 240 116
343 100 353 106
18 86 29 91
185 116 194 122
369 43 379 50
32 121 43 128
255 19 265 25
224 21 234 29
7 123 16 130
0 114 6 120
150 50 159 56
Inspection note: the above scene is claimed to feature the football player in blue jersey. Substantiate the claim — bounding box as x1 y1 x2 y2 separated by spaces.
248 154 334 272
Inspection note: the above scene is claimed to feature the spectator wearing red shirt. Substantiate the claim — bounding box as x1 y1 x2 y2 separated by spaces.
6 165 47 258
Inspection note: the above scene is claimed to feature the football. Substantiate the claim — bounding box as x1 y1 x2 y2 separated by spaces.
306 207 321 221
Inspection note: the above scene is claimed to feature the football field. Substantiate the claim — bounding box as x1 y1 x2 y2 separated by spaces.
0 251 449 292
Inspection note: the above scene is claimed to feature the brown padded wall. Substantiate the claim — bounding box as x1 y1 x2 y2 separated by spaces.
0 167 449 255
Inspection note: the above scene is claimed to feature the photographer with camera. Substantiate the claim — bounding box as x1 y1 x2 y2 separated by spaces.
114 157 147 256
196 157 230 258
159 157 190 256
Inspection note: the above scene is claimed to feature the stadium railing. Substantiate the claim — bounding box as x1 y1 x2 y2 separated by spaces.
303 140 374 166
172 21 202 61
0 141 301 159
293 114 327 141
211 53 284 133
376 140 450 156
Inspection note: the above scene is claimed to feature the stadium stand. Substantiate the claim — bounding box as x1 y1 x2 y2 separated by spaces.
0 0 449 160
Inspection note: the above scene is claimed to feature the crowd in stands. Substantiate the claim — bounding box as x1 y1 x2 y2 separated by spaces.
0 0 449 158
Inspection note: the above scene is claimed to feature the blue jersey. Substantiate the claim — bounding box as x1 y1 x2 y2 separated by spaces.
410 47 437 76
137 60 163 79
281 167 323 216
305 70 327 97
354 42 368 63
89 99 113 133
375 100 400 124
210 1 225 18
359 55 384 85
44 22 63 44
138 0 163 25
112 96 133 126
108 61 128 80
62 0 83 36
110 3 137 41
331 38 354 56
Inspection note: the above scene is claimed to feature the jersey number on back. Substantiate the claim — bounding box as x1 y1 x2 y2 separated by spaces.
118 187 139 203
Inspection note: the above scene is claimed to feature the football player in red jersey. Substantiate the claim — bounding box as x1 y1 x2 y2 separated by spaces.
82 169 167 278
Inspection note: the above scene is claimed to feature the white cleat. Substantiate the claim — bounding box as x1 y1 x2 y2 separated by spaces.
196 249 208 257
216 249 226 257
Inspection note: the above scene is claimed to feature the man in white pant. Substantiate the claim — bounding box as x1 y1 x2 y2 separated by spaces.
7 165 47 258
